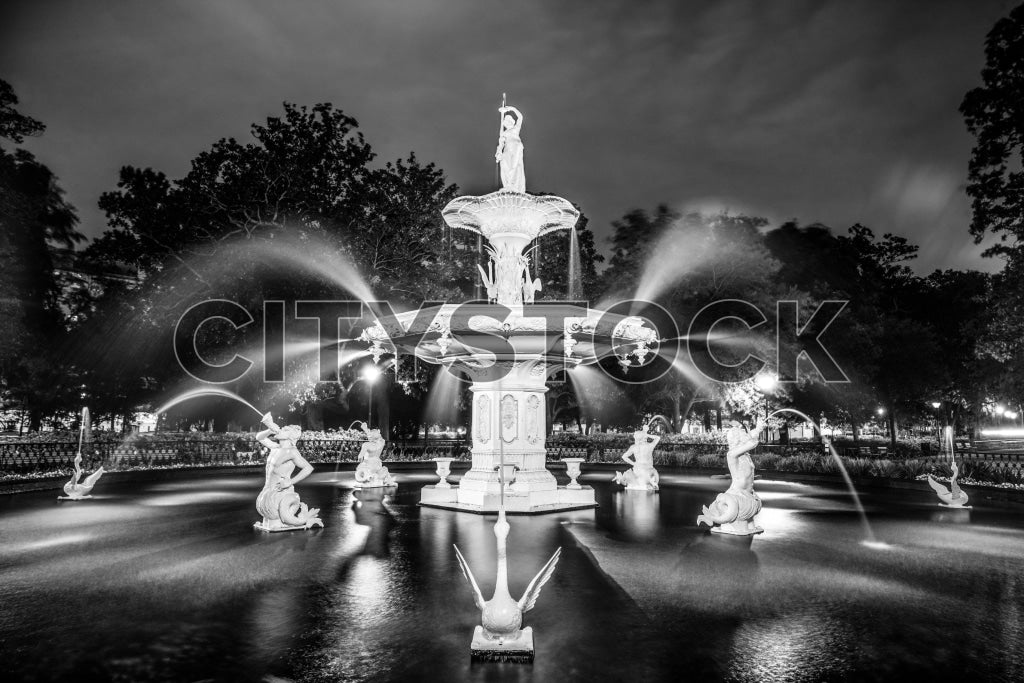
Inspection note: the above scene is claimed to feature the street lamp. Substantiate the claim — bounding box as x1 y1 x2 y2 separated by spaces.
361 364 381 427
930 401 942 436
754 372 777 442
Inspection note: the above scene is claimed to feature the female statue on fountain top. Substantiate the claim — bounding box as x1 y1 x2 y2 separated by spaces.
254 413 323 531
495 105 525 192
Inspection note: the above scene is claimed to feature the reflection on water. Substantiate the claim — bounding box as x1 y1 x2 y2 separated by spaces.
140 490 251 506
351 489 395 558
729 613 857 682
930 507 973 524
611 489 660 540
0 471 1023 681
12 532 95 553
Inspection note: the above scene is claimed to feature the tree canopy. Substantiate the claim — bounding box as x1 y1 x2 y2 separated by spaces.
0 79 84 428
961 2 1024 260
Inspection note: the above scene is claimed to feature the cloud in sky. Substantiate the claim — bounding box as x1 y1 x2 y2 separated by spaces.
0 0 1012 273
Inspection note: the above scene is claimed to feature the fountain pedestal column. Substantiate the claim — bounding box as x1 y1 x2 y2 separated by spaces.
420 359 595 513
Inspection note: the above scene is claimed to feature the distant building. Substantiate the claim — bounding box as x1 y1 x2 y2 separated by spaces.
51 247 139 322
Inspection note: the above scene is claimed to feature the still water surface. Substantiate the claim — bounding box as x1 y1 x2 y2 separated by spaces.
1 470 1021 682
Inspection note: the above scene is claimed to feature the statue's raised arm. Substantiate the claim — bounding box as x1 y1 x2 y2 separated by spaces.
500 105 523 132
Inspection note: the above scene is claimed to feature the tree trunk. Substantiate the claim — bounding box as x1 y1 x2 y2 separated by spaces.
378 388 391 439
887 411 897 448
672 394 682 432
715 407 722 431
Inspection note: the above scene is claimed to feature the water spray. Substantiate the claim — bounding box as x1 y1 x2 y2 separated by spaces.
153 388 264 419
767 408 877 544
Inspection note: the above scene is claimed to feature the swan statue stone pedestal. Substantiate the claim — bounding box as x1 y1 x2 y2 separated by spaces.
454 509 561 661
927 460 971 508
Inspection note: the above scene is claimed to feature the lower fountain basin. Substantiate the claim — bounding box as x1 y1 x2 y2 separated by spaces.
2 468 1022 681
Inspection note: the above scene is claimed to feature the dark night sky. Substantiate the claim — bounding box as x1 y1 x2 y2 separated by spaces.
1 0 1014 273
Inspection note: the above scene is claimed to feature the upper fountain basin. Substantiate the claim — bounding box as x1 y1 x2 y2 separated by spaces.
442 190 579 241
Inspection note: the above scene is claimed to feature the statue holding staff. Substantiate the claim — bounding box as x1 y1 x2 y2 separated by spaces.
495 102 525 192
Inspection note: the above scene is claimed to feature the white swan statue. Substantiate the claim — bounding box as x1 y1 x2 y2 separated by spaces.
927 460 971 508
59 407 105 500
60 450 105 500
453 509 561 661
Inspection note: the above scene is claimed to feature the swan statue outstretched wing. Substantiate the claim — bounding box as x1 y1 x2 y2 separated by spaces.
927 474 968 506
453 544 486 611
517 547 561 613
927 474 951 499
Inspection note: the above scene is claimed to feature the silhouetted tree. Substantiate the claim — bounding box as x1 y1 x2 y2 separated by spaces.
960 3 1024 260
0 79 84 429
84 102 475 426
960 5 1024 421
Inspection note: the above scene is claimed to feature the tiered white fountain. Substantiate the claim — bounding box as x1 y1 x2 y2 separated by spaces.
360 103 657 514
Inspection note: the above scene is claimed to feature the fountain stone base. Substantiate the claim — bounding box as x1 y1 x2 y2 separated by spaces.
419 359 597 514
253 520 322 533
710 520 764 536
470 625 534 661
353 481 397 490
421 484 596 514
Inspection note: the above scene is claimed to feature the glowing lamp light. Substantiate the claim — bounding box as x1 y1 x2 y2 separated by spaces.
931 402 941 409
755 373 777 393
877 408 886 416
362 365 382 384
995 405 1006 416
1006 411 1019 420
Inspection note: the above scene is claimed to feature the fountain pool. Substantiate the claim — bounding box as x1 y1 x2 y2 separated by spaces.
1 469 1022 681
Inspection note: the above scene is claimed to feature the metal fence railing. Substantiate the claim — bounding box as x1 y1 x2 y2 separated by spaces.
2 435 1021 481
0 438 471 475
